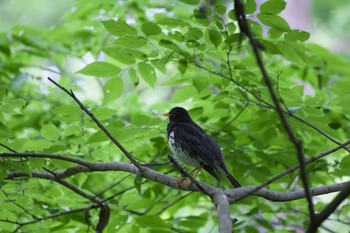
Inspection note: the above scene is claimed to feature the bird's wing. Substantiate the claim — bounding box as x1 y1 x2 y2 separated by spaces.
175 122 222 169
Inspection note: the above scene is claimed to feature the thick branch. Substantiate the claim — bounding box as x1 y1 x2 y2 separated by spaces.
6 161 348 203
211 190 233 233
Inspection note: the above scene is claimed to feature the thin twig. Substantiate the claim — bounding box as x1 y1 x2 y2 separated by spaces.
47 77 142 172
0 207 91 232
0 143 17 153
213 102 249 136
1 153 93 167
195 59 350 153
156 192 193 215
43 168 101 204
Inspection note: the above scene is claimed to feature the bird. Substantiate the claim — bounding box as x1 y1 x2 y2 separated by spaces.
163 107 241 188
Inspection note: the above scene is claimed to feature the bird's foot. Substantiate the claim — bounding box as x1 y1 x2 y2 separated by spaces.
175 177 187 188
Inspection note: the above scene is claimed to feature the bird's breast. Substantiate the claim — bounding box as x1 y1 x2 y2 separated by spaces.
168 131 200 167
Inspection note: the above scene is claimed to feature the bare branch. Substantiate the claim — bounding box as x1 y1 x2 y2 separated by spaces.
47 77 142 171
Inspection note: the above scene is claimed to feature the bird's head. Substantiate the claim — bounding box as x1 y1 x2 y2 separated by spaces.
162 107 192 122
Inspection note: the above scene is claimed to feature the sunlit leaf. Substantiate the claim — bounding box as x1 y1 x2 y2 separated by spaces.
77 61 121 77
138 63 156 88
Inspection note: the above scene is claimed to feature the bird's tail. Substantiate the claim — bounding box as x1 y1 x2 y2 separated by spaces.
221 165 241 188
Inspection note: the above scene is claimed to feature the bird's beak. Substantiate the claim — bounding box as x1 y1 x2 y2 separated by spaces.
162 112 170 117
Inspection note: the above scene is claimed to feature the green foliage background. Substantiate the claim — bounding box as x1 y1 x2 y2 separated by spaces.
0 0 349 232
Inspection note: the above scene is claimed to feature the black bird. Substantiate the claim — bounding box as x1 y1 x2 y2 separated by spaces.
163 107 241 188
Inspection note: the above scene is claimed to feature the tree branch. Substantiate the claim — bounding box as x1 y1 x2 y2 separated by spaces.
1 152 93 168
307 182 350 233
0 142 17 153
233 0 315 222
47 77 142 172
231 139 350 202
6 160 348 203
211 189 234 233
194 52 350 154
0 207 95 232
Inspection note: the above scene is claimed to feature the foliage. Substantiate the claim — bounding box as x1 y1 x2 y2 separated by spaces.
0 0 350 232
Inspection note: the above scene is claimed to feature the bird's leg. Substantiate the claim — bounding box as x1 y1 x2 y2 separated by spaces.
184 165 203 186
190 166 203 178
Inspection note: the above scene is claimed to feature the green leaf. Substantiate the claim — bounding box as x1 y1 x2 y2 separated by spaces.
157 18 190 28
0 123 13 137
268 27 283 39
260 0 286 14
194 9 210 26
340 155 350 170
102 20 137 37
103 47 135 64
41 124 60 141
208 29 222 48
159 39 182 52
23 139 53 151
171 86 197 102
178 0 199 5
284 30 310 42
244 0 257 14
62 125 82 138
185 27 203 41
114 36 147 48
258 13 290 32
274 42 302 63
135 215 168 228
178 59 187 75
128 68 139 86
77 61 121 77
2 97 26 115
103 77 124 103
104 47 147 64
141 22 162 36
138 63 156 88
193 76 209 92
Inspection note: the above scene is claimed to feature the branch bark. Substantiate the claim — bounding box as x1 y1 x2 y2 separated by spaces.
6 160 348 203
